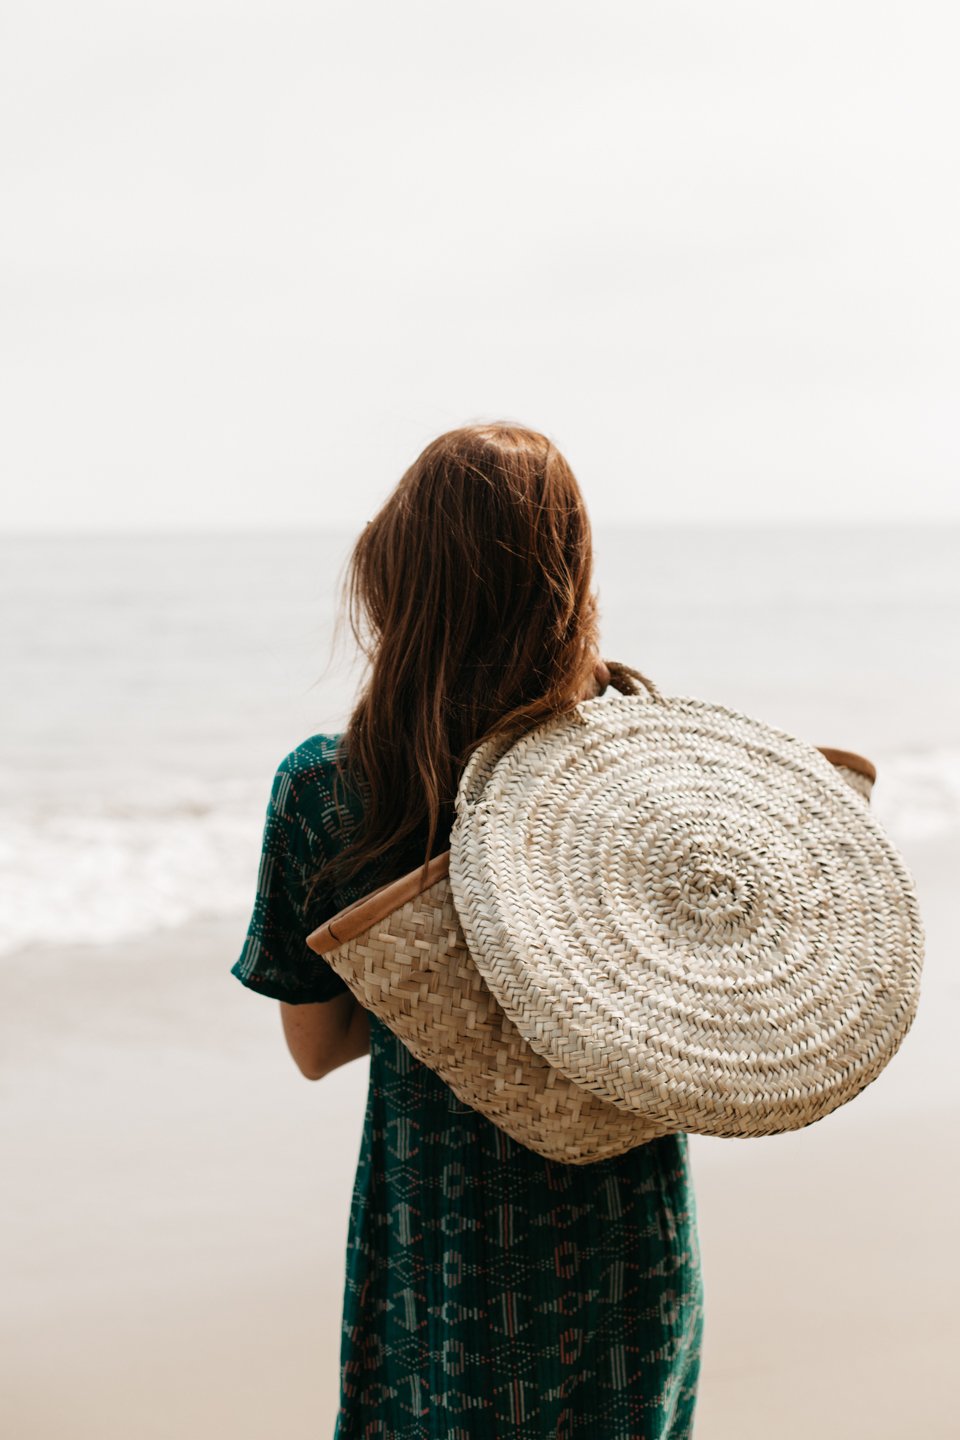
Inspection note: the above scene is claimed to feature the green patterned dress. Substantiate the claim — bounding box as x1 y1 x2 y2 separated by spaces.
231 733 705 1439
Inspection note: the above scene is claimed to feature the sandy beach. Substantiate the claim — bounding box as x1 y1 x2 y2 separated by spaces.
1 828 956 1439
3 0 959 1420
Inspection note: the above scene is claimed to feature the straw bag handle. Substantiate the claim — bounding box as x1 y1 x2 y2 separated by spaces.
454 660 877 819
455 662 662 816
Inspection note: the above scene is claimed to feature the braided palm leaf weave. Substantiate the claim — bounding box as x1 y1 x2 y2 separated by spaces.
307 670 923 1159
317 871 664 1163
449 681 924 1140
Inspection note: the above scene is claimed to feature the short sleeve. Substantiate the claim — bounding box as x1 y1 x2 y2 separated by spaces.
230 752 351 1005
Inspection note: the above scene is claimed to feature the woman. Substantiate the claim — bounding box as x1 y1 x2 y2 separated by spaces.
231 421 705 1439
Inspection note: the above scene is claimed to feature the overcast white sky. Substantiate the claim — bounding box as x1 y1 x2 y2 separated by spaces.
2 1 958 531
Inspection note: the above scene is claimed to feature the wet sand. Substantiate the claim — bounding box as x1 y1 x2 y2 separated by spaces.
1 832 956 1438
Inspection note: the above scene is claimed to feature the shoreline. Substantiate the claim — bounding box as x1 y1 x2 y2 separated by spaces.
1 833 956 1438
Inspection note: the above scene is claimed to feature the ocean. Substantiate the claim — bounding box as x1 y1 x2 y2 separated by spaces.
2 524 958 957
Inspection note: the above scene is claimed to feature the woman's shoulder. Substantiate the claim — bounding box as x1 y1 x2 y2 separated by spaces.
268 732 352 836
274 731 345 786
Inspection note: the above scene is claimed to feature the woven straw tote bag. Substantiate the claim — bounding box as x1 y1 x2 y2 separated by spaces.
306 666 924 1164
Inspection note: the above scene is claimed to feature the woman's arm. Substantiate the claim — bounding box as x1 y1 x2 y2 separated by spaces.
280 992 371 1081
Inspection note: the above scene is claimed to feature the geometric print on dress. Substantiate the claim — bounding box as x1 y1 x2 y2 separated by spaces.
230 733 704 1440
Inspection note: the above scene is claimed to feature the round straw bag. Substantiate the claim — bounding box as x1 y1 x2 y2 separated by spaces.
306 668 924 1162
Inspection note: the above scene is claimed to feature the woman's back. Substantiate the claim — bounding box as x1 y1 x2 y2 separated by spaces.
232 732 704 1439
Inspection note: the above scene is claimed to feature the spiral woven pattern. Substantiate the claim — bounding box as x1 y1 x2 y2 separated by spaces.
449 692 924 1137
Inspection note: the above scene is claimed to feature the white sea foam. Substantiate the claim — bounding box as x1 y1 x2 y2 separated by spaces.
2 527 957 957
870 748 960 842
0 780 266 957
1 749 956 958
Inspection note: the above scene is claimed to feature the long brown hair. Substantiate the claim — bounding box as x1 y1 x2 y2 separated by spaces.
305 420 636 907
